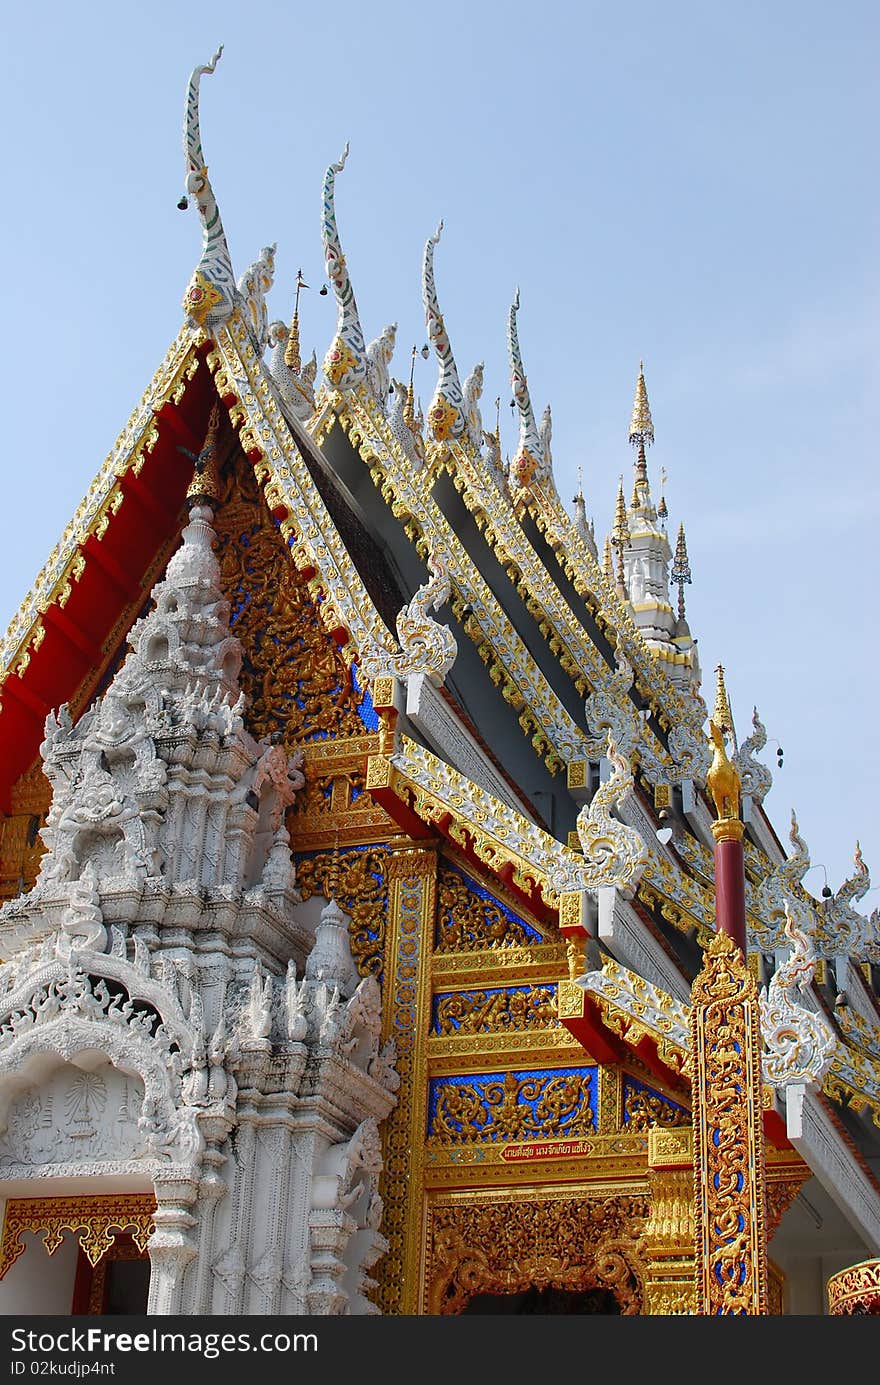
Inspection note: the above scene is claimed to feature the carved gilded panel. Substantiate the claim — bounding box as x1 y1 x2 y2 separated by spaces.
435 862 543 952
425 1191 649 1314
0 765 52 903
691 931 769 1314
427 1067 597 1143
213 455 373 749
431 984 558 1036
622 1076 689 1133
0 1195 156 1279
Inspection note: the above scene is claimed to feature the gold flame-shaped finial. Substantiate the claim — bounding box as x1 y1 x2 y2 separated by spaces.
611 478 630 596
629 363 653 506
602 533 614 582
285 269 308 376
629 360 654 448
186 400 222 505
712 663 734 741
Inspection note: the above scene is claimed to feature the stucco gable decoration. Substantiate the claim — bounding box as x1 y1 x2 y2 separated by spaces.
360 550 457 688
575 732 649 898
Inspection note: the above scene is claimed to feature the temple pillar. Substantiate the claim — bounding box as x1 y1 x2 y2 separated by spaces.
376 835 437 1315
642 1127 697 1315
690 931 769 1314
147 1177 200 1315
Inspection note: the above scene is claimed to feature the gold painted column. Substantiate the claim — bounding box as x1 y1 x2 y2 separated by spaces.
642 1127 697 1315
691 930 769 1314
691 674 769 1315
376 834 438 1316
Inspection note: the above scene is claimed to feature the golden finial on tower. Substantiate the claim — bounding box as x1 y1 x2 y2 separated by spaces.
671 522 692 622
712 663 735 744
284 268 309 375
628 362 653 507
629 361 654 448
602 533 614 581
611 477 630 598
186 399 222 505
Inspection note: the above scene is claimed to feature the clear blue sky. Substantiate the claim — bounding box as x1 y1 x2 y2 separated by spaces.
0 2 877 910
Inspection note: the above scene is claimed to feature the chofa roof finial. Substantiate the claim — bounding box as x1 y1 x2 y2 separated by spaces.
321 143 367 392
507 289 546 493
181 45 237 332
422 221 465 443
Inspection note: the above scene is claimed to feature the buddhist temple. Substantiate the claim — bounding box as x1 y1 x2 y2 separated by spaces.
0 48 877 1317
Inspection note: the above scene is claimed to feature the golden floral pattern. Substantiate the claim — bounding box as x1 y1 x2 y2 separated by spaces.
428 1069 595 1143
622 1078 689 1133
426 1195 649 1314
213 456 367 750
691 931 769 1314
827 1257 880 1314
433 985 557 1035
294 845 388 978
435 863 541 952
0 1195 155 1278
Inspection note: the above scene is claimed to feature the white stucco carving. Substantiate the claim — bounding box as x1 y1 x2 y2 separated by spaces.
0 489 398 1316
761 903 838 1088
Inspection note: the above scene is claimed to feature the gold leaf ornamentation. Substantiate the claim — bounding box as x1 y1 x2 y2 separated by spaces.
213 457 367 749
426 1194 649 1314
0 1195 155 1278
295 846 388 979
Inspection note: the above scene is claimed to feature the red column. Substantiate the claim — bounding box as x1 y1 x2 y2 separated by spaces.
714 833 747 955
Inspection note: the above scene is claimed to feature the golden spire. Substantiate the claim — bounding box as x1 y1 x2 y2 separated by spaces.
284 268 309 375
671 522 692 621
628 363 653 508
658 465 668 522
602 533 613 581
712 663 734 742
186 400 222 505
629 360 654 448
611 477 630 597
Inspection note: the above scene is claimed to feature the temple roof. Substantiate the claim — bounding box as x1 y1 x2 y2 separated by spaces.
1 49 878 1196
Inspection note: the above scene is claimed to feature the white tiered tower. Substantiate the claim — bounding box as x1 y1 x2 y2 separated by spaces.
0 470 398 1315
621 364 700 692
